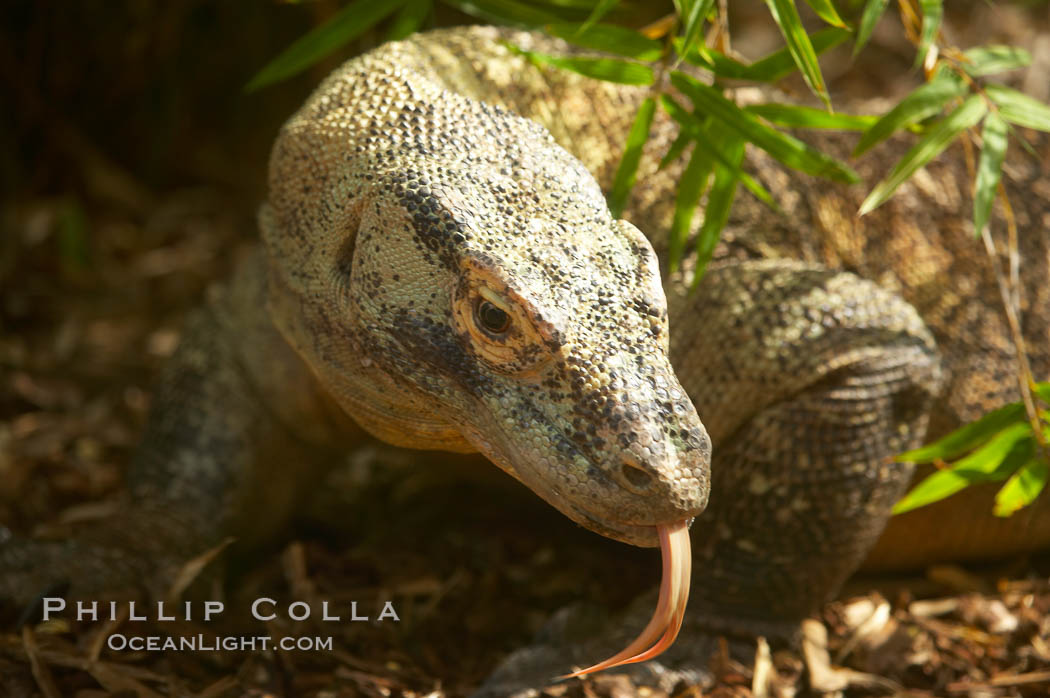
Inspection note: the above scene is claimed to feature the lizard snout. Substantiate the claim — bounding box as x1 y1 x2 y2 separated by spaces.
633 426 710 524
588 416 712 538
612 445 709 513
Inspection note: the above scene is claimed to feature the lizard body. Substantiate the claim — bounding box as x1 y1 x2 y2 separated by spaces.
3 25 1049 689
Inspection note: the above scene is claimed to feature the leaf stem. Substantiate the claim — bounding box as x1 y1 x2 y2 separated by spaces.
979 211 1050 466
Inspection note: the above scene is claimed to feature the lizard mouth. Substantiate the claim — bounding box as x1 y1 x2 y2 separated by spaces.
572 509 663 547
561 519 692 678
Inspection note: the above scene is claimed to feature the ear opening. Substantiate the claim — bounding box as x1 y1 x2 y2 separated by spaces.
329 195 370 302
334 218 360 280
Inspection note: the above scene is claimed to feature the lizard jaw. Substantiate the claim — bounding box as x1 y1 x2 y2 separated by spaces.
571 508 669 547
463 424 701 548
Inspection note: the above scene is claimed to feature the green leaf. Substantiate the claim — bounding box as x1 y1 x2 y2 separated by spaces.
690 134 782 213
915 0 943 69
677 27 849 82
680 0 716 60
802 0 847 28
748 26 849 82
507 45 654 84
854 74 967 156
668 142 715 272
984 83 1050 133
386 0 431 41
608 97 657 218
932 422 1031 475
854 0 889 58
533 0 602 9
658 131 693 171
859 94 987 215
58 200 90 269
692 131 745 287
545 22 663 61
662 96 784 214
1036 382 1050 405
973 112 1008 237
746 103 876 130
443 0 562 27
676 44 752 78
894 421 1034 514
246 0 409 91
764 0 830 106
670 72 859 182
962 45 1032 77
577 0 620 34
899 401 1026 464
994 455 1049 517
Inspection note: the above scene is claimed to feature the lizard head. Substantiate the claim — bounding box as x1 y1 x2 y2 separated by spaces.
262 64 709 548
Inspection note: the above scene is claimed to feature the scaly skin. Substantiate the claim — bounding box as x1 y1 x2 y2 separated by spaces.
2 25 1048 689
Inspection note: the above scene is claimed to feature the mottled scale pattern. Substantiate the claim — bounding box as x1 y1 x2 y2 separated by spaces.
393 27 1050 569
263 32 711 548
3 28 1048 681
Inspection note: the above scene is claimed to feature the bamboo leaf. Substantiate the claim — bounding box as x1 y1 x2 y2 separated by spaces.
962 45 1032 77
386 0 431 41
915 0 943 69
58 200 90 269
746 103 876 130
680 0 716 60
859 94 987 215
508 45 654 84
899 401 1026 464
854 0 889 58
692 131 745 288
246 0 409 91
668 143 715 272
994 455 1049 517
536 0 604 10
661 95 786 213
577 0 619 33
670 72 858 182
854 74 967 156
974 112 1008 237
985 83 1050 133
658 131 692 171
764 0 830 106
746 26 849 82
689 134 782 212
891 471 970 514
803 0 847 28
545 22 663 61
894 424 1035 515
1036 382 1050 404
608 97 657 218
443 0 562 27
931 422 1031 475
677 27 849 82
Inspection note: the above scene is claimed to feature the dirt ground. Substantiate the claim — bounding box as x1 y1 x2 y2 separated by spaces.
1 1 1049 696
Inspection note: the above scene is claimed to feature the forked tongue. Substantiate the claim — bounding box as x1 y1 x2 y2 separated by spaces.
560 519 692 679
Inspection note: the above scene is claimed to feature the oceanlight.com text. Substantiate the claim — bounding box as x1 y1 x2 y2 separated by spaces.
106 634 335 652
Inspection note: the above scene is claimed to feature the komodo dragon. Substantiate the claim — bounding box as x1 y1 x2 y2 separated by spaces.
2 24 1049 689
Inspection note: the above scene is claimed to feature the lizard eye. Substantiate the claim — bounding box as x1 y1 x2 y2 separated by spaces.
454 277 548 374
476 299 511 334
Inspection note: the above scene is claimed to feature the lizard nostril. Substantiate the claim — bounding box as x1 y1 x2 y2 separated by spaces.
619 457 655 494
